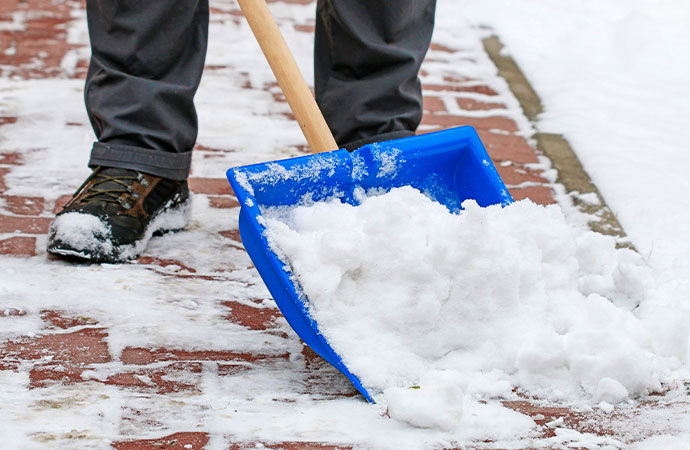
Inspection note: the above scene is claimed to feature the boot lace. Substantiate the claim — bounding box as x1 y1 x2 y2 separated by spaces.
71 167 149 210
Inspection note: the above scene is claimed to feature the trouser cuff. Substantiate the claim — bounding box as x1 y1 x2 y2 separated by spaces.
342 130 416 152
89 142 192 181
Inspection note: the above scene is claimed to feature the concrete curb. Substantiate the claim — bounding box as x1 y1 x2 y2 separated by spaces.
482 35 633 248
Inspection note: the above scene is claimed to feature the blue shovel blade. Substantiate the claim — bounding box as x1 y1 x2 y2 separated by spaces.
226 126 513 402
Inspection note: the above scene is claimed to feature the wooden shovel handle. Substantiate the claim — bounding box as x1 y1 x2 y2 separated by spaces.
237 0 339 154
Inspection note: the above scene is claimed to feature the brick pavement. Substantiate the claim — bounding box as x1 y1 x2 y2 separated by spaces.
1 0 677 449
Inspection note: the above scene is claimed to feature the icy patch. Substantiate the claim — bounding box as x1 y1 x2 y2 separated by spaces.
264 186 676 429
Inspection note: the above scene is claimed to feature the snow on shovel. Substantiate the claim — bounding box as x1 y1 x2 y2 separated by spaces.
226 0 512 402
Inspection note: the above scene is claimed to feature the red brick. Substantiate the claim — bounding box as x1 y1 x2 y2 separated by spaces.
291 144 312 154
0 236 36 256
219 229 241 242
53 194 72 213
217 363 253 377
222 300 281 330
509 186 556 205
0 167 8 192
475 131 539 164
0 152 22 165
423 84 498 96
0 215 51 234
503 400 616 439
210 6 236 14
504 400 582 427
294 24 315 33
120 347 289 365
136 256 197 273
153 272 228 282
30 361 202 393
104 363 201 394
423 96 446 113
424 56 475 65
193 143 236 153
0 328 112 365
29 363 85 387
112 432 209 450
271 90 287 103
0 0 83 79
0 361 19 371
201 65 229 71
188 178 233 195
40 309 98 329
442 75 474 84
456 97 506 111
420 114 518 133
229 442 351 450
280 111 297 121
208 196 240 209
429 43 457 53
297 345 358 397
103 372 157 390
0 307 26 317
496 165 549 185
3 195 44 215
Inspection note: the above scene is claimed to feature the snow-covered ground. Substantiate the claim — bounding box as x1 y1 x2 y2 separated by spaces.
1 0 689 449
454 4 690 443
450 0 690 293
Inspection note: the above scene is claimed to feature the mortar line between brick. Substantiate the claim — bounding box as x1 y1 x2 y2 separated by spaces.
482 34 634 249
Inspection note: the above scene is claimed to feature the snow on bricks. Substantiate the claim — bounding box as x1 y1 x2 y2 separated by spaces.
0 308 290 395
0 0 87 79
112 432 210 450
114 434 354 450
188 177 235 196
0 235 36 256
0 328 112 367
118 347 289 366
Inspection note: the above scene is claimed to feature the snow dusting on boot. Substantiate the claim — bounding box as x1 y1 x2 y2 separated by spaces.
48 212 114 259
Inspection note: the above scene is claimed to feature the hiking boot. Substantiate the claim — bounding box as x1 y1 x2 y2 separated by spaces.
47 166 191 263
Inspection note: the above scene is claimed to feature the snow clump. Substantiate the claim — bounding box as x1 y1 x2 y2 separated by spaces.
264 186 677 429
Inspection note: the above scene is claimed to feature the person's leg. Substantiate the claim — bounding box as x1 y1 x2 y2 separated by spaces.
85 0 209 181
48 0 209 262
314 0 436 151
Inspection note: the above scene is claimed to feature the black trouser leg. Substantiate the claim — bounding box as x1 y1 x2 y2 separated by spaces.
85 0 209 181
314 0 436 151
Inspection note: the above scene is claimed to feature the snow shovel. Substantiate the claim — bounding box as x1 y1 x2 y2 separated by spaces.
226 0 512 403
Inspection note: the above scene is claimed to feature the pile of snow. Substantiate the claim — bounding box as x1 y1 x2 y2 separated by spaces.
265 187 686 429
